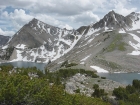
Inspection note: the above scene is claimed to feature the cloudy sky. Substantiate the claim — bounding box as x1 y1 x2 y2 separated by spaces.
0 0 139 36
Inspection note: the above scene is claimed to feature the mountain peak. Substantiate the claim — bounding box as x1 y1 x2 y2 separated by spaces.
92 10 132 30
29 18 39 23
130 12 136 15
108 10 115 14
127 11 140 18
104 10 120 20
29 18 42 24
27 18 60 30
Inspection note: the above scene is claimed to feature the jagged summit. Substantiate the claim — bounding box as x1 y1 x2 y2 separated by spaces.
93 10 132 30
107 10 115 15
77 11 124 35
28 18 40 25
104 10 122 20
30 18 37 22
78 11 134 35
29 18 45 24
126 12 140 22
126 12 140 30
28 18 57 29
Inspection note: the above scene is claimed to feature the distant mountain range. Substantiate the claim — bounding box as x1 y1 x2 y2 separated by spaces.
0 35 10 47
1 10 140 73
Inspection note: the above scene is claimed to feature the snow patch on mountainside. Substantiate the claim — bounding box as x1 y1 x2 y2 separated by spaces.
11 50 29 62
11 45 57 63
50 34 82 61
128 33 140 55
80 62 85 64
137 31 140 33
81 54 91 61
87 37 94 44
132 21 140 30
10 27 82 63
130 13 140 30
129 33 140 42
59 38 71 46
86 28 100 37
103 29 112 33
119 29 126 33
95 42 102 47
16 44 26 49
104 27 109 31
63 35 82 54
113 14 118 23
37 20 41 28
90 66 109 73
57 61 64 64
2 45 8 49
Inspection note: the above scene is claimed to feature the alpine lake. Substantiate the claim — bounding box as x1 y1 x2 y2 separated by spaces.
0 61 140 85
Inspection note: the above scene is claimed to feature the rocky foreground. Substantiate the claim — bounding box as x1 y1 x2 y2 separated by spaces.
65 73 125 96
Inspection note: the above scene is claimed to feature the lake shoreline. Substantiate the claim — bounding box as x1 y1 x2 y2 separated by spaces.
0 61 47 71
0 61 140 85
97 72 140 85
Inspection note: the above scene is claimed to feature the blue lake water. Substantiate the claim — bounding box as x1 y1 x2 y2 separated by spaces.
0 61 140 85
0 61 46 71
97 73 140 85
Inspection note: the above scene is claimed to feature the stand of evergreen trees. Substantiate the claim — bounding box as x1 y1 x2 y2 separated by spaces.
0 65 140 105
113 79 140 105
0 65 109 105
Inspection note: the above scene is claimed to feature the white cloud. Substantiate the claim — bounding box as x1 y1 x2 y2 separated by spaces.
71 11 100 26
59 24 73 30
0 0 106 16
0 28 15 36
32 0 107 15
2 9 33 29
0 0 37 8
114 1 137 16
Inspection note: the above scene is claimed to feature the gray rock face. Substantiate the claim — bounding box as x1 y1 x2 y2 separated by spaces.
47 11 140 73
9 18 57 48
65 73 94 96
77 26 88 34
6 18 81 62
94 10 132 29
126 12 140 22
65 73 125 96
0 35 10 46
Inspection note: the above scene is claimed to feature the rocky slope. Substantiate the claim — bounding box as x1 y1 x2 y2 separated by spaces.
47 11 140 73
65 73 125 96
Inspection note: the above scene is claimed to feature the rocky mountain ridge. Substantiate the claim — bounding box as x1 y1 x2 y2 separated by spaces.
1 11 140 73
46 11 140 73
2 18 82 63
